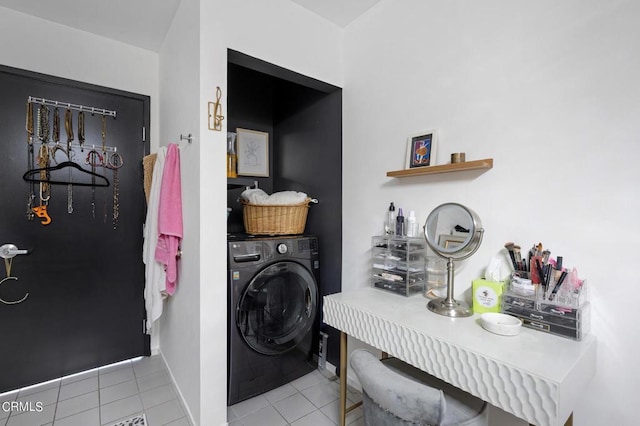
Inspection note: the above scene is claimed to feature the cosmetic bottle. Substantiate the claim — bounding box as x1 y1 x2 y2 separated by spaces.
396 208 405 236
406 210 417 237
386 202 396 235
227 132 237 178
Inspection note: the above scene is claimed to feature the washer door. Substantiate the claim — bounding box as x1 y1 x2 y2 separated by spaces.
237 261 318 355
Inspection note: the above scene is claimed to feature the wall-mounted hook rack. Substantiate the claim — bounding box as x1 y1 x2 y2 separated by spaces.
28 96 116 118
180 134 193 143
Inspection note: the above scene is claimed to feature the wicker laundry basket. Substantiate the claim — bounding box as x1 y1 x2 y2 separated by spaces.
241 198 312 235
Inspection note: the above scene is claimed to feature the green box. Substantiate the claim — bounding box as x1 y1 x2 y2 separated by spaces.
472 279 505 313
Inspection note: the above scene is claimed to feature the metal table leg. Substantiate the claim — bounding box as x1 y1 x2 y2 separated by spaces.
339 331 347 426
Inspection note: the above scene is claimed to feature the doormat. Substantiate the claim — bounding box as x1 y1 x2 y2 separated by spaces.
110 414 147 426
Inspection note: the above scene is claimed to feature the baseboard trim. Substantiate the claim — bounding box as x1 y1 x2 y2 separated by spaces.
158 351 197 426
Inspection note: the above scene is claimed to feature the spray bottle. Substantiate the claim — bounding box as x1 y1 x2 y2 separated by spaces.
396 208 405 236
386 202 396 235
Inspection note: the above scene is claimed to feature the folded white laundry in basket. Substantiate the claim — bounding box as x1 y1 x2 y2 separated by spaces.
240 189 308 205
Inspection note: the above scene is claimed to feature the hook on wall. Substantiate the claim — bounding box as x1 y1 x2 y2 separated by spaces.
180 134 193 143
208 86 224 131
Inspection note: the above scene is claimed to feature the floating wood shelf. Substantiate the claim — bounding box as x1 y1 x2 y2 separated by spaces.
387 158 493 178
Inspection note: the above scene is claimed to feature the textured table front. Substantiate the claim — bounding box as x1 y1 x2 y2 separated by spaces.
323 288 596 426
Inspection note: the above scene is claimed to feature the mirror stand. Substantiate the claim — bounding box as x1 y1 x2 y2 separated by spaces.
427 257 473 317
423 202 484 318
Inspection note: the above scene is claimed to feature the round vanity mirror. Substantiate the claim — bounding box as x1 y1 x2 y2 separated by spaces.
423 203 484 317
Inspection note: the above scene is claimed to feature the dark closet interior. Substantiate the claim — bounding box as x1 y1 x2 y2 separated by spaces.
226 50 343 367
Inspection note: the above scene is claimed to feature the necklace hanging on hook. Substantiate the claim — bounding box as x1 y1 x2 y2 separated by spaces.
65 108 74 153
78 110 85 152
106 150 123 230
25 102 36 221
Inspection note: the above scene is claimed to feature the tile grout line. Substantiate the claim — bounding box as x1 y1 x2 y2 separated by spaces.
132 361 144 421
4 358 188 426
98 364 102 425
98 365 103 426
229 371 364 426
233 378 342 426
51 379 60 425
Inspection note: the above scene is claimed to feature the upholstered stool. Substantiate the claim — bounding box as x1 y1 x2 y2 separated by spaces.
350 349 488 426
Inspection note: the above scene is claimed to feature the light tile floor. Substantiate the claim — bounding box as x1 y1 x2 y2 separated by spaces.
227 369 364 426
0 355 191 426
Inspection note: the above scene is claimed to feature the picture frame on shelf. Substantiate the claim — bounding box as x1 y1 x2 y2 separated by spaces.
237 128 269 177
406 131 437 169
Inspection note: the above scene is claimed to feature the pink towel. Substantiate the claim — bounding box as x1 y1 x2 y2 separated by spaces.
154 143 183 296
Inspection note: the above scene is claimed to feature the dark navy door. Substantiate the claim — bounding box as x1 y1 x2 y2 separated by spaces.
0 66 150 393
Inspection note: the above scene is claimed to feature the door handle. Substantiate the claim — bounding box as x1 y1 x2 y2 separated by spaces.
0 244 30 259
0 244 30 305
233 253 261 263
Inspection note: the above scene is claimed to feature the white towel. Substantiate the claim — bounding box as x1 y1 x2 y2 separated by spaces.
143 146 167 333
241 189 308 205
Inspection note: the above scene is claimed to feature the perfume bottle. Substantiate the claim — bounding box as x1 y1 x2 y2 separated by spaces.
396 208 405 236
386 202 396 235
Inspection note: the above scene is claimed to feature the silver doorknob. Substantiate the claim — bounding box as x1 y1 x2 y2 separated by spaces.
0 244 30 259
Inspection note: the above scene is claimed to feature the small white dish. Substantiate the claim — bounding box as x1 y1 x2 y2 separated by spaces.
480 313 522 336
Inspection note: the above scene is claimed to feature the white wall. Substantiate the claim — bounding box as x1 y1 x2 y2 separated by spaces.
343 0 640 425
0 2 342 424
195 1 343 424
0 6 159 151
157 0 201 424
214 0 343 88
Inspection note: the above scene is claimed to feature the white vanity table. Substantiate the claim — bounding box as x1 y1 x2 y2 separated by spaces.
323 287 596 426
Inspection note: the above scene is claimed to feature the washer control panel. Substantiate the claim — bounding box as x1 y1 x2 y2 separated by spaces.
228 236 318 262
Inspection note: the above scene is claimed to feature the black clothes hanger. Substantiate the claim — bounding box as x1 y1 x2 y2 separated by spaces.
22 161 110 187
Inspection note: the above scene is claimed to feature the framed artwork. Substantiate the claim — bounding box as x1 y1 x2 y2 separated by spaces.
406 131 437 169
237 128 269 177
438 234 467 249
